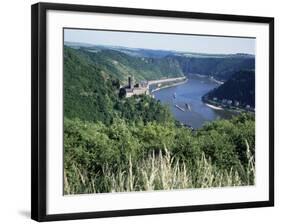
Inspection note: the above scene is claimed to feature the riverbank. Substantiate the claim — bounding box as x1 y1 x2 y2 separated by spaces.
150 78 188 93
190 73 224 85
148 76 186 85
209 77 224 85
205 103 223 110
202 98 254 114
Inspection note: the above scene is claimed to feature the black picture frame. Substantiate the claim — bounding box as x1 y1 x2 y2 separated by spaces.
31 2 274 222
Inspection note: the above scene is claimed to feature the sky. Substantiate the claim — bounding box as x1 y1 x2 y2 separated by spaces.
64 29 255 55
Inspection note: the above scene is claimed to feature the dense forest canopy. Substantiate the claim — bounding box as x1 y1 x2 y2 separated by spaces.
174 55 255 81
205 70 255 107
64 114 255 194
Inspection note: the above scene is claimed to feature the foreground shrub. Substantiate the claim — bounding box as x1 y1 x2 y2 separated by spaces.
64 114 255 194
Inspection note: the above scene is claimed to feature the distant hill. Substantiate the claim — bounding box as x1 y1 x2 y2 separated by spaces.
174 55 255 81
65 46 184 84
65 42 182 58
65 43 255 82
205 70 255 107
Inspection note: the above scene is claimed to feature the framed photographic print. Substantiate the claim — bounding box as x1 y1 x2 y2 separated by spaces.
31 2 274 222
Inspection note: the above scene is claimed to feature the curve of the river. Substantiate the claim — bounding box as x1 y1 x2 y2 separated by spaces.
152 75 235 129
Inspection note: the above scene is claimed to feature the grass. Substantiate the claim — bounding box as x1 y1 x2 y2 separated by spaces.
64 142 255 195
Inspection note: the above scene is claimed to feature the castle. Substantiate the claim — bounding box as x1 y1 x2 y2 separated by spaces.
119 77 149 98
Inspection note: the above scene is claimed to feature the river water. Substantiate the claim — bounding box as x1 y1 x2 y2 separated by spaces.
152 75 234 129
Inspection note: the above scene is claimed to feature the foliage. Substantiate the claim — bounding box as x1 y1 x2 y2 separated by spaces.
72 47 184 83
115 95 174 124
64 47 174 124
175 55 255 81
64 47 118 124
206 70 255 107
64 114 255 194
65 149 254 194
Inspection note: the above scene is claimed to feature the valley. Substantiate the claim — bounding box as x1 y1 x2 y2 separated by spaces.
64 43 255 128
63 42 255 194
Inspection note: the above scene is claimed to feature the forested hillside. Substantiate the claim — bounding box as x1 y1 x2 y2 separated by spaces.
66 46 184 84
205 70 255 107
64 46 173 123
174 55 255 81
64 47 117 124
66 43 255 82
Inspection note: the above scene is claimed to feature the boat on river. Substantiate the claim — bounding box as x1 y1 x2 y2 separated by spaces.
175 104 185 112
185 103 191 111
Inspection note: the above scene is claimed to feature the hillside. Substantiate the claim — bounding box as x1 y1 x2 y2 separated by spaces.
65 43 255 82
204 70 255 107
174 55 255 81
63 47 119 124
64 46 173 124
65 46 184 84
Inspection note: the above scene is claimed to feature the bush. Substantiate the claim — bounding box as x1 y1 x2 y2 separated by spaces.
64 113 255 194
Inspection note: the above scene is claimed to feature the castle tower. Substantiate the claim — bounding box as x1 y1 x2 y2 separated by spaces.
128 76 134 89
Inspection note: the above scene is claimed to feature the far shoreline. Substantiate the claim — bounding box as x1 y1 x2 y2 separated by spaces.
202 98 255 114
150 78 188 94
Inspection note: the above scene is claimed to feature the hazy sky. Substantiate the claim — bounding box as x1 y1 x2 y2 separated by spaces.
64 29 255 55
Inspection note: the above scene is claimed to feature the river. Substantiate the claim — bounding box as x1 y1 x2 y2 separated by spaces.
152 74 235 129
